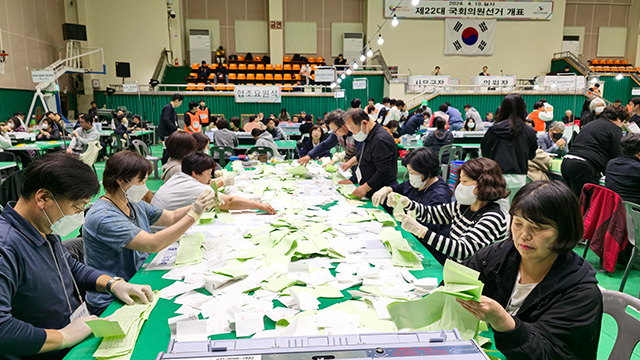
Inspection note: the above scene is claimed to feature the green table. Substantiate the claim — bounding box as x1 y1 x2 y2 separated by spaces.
6 141 65 153
397 143 481 150
0 161 17 170
234 140 298 158
65 183 446 359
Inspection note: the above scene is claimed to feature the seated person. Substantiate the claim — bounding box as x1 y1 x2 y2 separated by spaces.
606 133 640 204
462 117 480 131
229 117 242 132
213 118 239 160
299 125 329 158
83 151 219 314
393 158 509 261
537 121 567 157
113 115 130 146
161 131 198 181
0 123 11 150
243 116 263 133
197 61 210 81
422 116 453 163
7 116 26 132
372 148 452 264
384 120 401 144
459 181 602 360
214 63 229 85
251 128 278 156
0 153 152 358
129 114 149 130
266 118 287 140
36 117 61 140
66 114 100 154
152 152 276 214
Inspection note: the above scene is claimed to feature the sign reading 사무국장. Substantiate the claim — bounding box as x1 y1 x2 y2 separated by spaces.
385 0 553 20
235 85 281 103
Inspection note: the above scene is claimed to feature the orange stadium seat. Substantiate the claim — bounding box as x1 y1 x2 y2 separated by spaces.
256 74 265 80
265 74 274 81
283 64 292 71
283 56 291 63
308 57 316 63
247 73 255 80
275 64 283 71
266 64 274 71
229 63 238 71
317 57 325 64
254 56 261 62
292 64 300 71
247 64 256 71
237 56 245 62
238 64 247 71
283 74 292 81
237 74 246 80
228 73 237 80
274 74 283 81
256 64 265 71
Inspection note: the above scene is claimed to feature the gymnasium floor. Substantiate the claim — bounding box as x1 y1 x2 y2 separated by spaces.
65 144 640 360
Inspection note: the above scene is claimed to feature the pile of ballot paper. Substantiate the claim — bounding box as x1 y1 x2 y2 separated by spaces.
86 293 160 360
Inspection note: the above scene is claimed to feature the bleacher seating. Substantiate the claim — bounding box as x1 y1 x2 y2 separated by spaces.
589 58 638 73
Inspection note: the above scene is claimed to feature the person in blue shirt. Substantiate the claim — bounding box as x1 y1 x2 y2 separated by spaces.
444 102 464 131
371 148 452 264
0 153 154 359
83 151 219 315
402 107 426 135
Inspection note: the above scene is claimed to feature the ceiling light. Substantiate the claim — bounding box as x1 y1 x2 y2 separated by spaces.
391 15 399 27
367 48 374 57
377 34 384 45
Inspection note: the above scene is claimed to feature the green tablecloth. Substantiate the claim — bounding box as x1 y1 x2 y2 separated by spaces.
397 143 481 150
7 141 65 151
0 161 17 170
234 140 297 150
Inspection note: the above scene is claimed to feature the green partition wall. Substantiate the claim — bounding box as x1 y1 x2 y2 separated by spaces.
0 88 35 121
597 75 640 105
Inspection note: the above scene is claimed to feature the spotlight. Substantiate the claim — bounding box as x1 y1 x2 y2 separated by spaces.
341 73 346 79
391 15 399 27
367 48 374 57
377 34 384 45
616 73 623 80
412 0 419 5
353 62 359 69
360 53 366 62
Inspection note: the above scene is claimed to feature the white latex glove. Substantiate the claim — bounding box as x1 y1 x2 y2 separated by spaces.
111 281 154 305
398 213 428 238
213 170 224 178
187 190 219 221
385 192 411 208
59 315 99 349
222 177 234 186
371 187 392 207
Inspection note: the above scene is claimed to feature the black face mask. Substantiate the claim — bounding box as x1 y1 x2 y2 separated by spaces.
552 132 563 141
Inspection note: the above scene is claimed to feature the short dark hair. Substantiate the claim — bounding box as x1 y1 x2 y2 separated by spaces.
199 99 206 103
533 101 544 110
165 131 198 160
630 97 640 107
434 116 447 130
464 104 472 109
22 152 100 201
133 114 141 121
395 100 405 108
414 107 424 114
172 93 183 101
456 158 509 202
439 104 448 112
382 97 390 104
366 104 375 114
251 128 264 137
249 116 257 122
402 148 440 179
217 118 229 129
308 124 325 138
45 111 54 117
368 97 375 103
387 120 399 129
103 151 152 193
350 98 362 108
510 180 583 253
346 108 369 126
192 132 210 152
188 101 198 110
594 83 600 88
182 151 216 175
389 99 396 106
230 117 240 129
620 133 640 157
602 105 630 122
201 60 206 65
539 98 548 104
324 110 346 127
13 111 24 116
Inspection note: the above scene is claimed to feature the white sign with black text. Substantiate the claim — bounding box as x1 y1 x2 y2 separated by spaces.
235 85 281 103
31 70 56 83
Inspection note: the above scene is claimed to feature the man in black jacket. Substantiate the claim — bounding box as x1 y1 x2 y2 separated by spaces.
344 108 397 198
158 93 183 163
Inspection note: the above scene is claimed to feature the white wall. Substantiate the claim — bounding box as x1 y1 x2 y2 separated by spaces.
365 0 566 84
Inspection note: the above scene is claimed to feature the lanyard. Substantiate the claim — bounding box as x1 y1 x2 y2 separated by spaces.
45 238 84 315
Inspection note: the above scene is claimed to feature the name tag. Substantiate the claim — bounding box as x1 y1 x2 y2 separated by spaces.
356 167 362 183
199 114 208 120
70 302 89 322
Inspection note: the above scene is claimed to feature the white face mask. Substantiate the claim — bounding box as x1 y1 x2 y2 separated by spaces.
8 122 14 129
352 125 368 142
409 173 426 189
468 122 475 129
595 106 605 115
123 180 148 203
42 124 49 130
455 184 477 205
43 196 85 236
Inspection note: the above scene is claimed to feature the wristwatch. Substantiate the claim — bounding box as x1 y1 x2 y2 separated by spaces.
106 276 124 294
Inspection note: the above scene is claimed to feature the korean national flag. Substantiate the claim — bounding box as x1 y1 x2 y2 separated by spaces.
445 19 496 56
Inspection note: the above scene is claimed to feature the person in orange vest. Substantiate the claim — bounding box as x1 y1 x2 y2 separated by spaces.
526 102 546 132
196 99 210 128
184 101 202 133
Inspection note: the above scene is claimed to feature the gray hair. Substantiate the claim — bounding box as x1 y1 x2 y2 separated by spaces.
324 109 346 127
589 97 606 111
549 122 565 132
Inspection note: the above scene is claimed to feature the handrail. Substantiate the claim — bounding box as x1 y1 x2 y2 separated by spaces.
150 49 171 90
553 51 591 75
367 50 392 82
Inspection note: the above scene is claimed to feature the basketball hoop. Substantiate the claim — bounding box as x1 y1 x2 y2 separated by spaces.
0 51 8 75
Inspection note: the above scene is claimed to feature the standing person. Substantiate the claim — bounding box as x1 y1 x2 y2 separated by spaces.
298 110 357 167
579 97 606 129
278 108 291 123
87 101 99 121
0 153 154 359
83 151 218 315
561 105 627 198
481 93 537 177
196 99 210 128
429 104 450 127
537 122 568 157
628 97 640 125
459 181 602 360
463 105 484 130
183 101 201 133
423 117 454 163
526 102 546 132
299 125 329 158
479 66 490 76
374 97 391 119
383 100 405 126
431 66 442 76
344 108 398 198
445 103 464 131
159 93 183 163
300 63 312 85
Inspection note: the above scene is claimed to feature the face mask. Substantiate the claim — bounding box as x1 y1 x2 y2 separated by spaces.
468 122 475 129
455 184 477 205
552 132 563 141
43 196 85 236
123 180 148 203
42 124 49 130
409 174 426 189
8 123 14 129
595 106 605 115
352 126 368 142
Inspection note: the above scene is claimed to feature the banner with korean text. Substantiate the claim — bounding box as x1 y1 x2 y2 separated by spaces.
385 0 553 20
234 85 281 103
445 19 495 56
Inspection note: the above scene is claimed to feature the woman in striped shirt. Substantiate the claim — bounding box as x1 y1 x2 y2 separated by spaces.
391 158 509 261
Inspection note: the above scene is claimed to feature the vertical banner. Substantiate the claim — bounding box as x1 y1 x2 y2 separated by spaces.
445 19 495 56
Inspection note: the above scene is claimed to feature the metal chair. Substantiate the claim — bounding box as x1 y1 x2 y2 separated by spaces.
246 146 274 158
438 145 463 182
601 289 640 360
619 201 640 293
210 145 234 168
132 140 160 180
